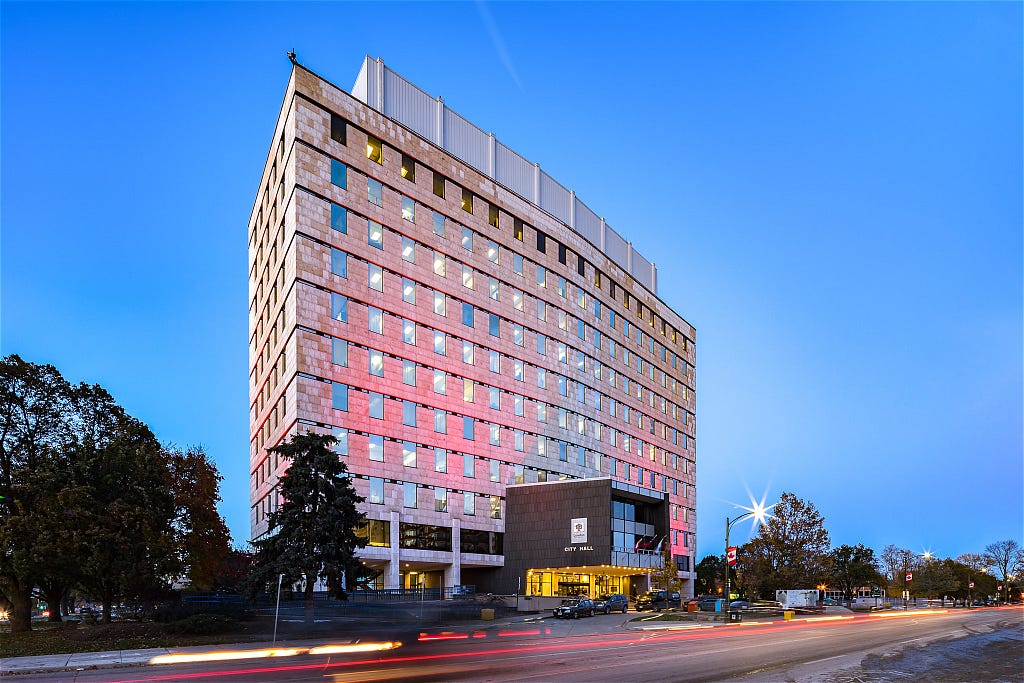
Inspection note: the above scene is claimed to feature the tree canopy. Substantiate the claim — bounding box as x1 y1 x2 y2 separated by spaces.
738 492 830 598
250 432 366 613
829 544 882 599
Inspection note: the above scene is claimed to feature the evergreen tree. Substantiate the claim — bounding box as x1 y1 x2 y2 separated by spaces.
251 432 366 617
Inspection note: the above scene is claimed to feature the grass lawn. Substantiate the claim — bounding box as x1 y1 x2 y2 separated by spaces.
0 619 264 659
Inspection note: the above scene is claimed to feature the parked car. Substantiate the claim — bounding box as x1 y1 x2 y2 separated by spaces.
553 598 595 619
731 599 783 613
594 594 629 614
635 590 682 611
697 595 721 611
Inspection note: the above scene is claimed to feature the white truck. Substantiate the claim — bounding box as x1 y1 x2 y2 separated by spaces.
776 589 820 609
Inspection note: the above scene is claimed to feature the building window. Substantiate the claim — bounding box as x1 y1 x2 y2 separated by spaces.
464 492 475 515
433 171 446 198
464 454 475 478
433 369 447 395
434 488 448 513
331 204 347 233
367 135 383 163
368 391 384 418
462 341 475 364
368 263 383 291
401 154 415 182
331 293 348 322
402 401 416 427
463 417 475 441
330 114 346 145
368 220 384 249
331 338 348 367
434 331 446 355
402 360 417 386
488 278 499 300
462 302 475 327
433 251 446 276
489 458 500 481
367 306 383 334
488 314 499 337
513 394 523 416
332 383 348 411
487 240 499 263
330 249 347 278
558 243 567 265
461 187 473 214
513 218 524 241
463 379 474 403
402 237 415 263
402 318 416 344
536 333 546 355
434 409 447 433
513 324 524 346
434 447 447 473
403 441 417 468
536 266 546 288
333 426 349 455
489 350 500 373
490 496 501 519
536 231 546 253
513 359 524 381
577 256 586 277
488 204 499 228
489 424 500 446
489 386 500 410
368 434 384 461
402 278 416 305
557 277 567 298
432 210 445 236
536 300 546 322
537 367 546 389
462 266 474 289
461 226 473 251
367 178 383 207
403 482 417 509
330 159 347 189
537 403 546 423
513 252 523 275
514 430 524 451
402 196 415 223
512 289 523 311
367 348 384 377
369 477 384 504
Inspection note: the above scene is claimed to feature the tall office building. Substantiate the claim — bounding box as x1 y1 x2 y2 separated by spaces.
248 57 698 597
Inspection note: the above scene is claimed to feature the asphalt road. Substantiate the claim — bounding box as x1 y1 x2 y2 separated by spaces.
15 607 1023 683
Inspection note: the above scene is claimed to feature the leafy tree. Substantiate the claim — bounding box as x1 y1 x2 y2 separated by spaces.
165 446 231 590
0 355 73 631
250 433 366 618
739 492 830 598
910 555 958 601
652 542 681 593
695 554 724 596
956 553 987 572
984 539 1021 603
211 548 256 593
829 544 882 599
879 544 915 594
71 390 177 622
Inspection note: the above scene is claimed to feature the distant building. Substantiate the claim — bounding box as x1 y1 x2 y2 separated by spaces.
247 57 698 597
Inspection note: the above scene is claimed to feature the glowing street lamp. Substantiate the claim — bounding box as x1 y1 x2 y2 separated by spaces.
724 496 775 610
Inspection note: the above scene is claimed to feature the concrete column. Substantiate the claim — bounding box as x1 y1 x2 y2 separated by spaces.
387 510 401 589
445 518 462 592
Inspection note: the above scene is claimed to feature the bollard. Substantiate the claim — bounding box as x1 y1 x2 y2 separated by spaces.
784 610 795 620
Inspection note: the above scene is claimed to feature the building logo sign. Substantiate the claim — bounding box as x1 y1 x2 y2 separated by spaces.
570 518 588 544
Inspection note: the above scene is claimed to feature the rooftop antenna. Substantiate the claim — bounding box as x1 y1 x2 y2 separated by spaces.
287 49 297 65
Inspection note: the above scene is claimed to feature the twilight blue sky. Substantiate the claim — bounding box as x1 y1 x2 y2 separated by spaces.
2 2 1021 562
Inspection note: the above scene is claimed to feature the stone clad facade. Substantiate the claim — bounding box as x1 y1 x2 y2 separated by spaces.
248 58 698 595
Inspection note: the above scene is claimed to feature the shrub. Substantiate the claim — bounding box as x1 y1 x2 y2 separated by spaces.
162 614 238 636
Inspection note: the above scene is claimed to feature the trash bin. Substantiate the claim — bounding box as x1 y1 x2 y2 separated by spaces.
481 608 494 620
728 611 742 623
783 610 795 621
687 601 698 613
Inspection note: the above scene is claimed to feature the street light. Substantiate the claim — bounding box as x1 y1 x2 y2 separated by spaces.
724 498 774 610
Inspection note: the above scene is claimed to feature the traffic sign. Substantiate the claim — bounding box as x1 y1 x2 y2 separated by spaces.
906 571 913 583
